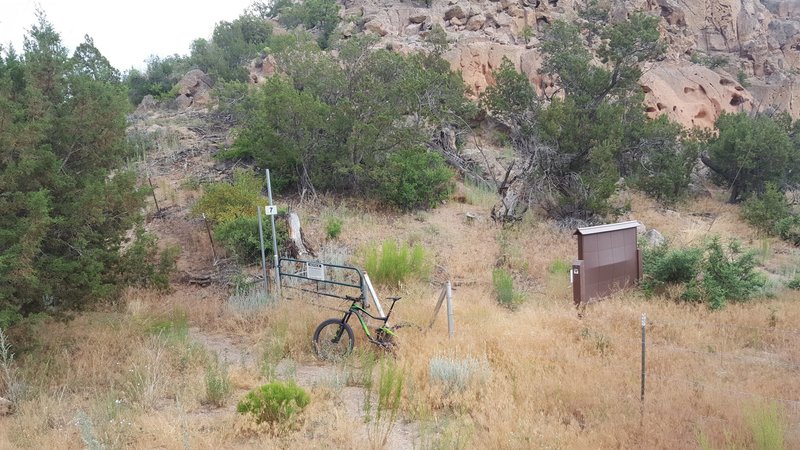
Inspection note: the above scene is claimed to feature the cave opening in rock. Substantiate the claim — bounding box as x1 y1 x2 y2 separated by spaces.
730 94 746 106
548 0 558 6
537 16 550 27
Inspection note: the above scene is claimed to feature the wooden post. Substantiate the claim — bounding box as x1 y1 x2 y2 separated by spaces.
202 213 217 262
148 177 160 215
428 287 447 329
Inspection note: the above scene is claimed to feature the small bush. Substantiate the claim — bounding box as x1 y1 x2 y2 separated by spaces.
364 240 430 287
192 169 263 225
204 360 231 407
492 268 524 308
365 359 405 448
428 355 491 396
745 402 785 450
228 284 272 311
548 259 571 274
641 243 703 296
237 381 310 424
120 227 180 291
374 147 454 210
787 276 800 290
776 215 800 246
696 237 765 309
741 183 791 235
213 216 288 264
642 237 765 309
325 216 343 240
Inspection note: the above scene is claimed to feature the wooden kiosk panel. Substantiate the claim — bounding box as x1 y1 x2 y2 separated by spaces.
573 221 642 305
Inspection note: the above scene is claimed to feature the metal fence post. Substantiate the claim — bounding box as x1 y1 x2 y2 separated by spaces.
258 206 269 294
641 312 647 427
446 281 454 338
266 169 280 297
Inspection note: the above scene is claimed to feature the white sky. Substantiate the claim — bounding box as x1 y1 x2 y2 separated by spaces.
0 0 256 71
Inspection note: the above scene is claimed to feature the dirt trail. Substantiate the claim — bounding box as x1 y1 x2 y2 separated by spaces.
188 328 419 449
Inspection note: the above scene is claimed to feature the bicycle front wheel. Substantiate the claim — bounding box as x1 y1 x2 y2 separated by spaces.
313 318 354 361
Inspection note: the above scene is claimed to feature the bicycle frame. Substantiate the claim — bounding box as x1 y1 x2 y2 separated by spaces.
340 298 398 342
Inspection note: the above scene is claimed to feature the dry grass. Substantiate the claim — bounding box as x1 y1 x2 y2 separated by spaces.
3 187 800 449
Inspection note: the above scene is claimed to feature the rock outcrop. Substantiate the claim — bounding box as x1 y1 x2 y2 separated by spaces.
173 69 214 109
340 0 800 127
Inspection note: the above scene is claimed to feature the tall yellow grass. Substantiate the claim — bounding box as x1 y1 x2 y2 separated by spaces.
2 189 799 449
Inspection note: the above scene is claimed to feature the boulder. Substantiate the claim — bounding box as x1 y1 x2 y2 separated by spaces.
466 14 486 31
134 95 157 114
643 229 666 247
365 18 390 36
444 6 466 21
172 69 213 109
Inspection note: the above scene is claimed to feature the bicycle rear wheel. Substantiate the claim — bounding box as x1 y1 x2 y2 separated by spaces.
313 318 354 361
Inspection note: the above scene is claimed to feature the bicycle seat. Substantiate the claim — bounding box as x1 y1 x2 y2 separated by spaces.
386 296 401 302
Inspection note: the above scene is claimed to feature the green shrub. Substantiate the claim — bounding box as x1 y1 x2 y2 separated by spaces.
745 402 785 450
741 183 791 235
641 243 703 296
492 268 524 308
642 238 765 309
325 216 343 240
144 311 189 342
213 216 288 264
364 240 429 287
776 215 800 246
204 360 232 407
119 227 180 291
237 381 310 424
787 276 800 290
548 259 571 274
374 147 454 211
276 0 340 48
192 169 263 225
695 237 765 309
365 359 405 448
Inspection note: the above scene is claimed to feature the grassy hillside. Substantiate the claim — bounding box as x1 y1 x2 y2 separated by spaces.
1 172 798 448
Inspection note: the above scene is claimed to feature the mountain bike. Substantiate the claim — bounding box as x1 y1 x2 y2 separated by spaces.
312 294 401 361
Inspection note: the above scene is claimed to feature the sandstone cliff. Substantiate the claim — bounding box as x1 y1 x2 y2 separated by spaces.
339 0 800 128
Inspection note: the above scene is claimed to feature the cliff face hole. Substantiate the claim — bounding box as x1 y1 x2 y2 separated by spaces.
730 94 746 106
537 16 550 27
656 102 667 111
646 106 657 113
684 86 695 94
719 78 733 86
548 0 558 6
695 110 708 119
641 85 652 93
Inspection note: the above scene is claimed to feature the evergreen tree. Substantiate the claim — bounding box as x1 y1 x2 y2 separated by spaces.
0 14 154 323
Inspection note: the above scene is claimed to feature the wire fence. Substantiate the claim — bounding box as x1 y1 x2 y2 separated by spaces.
638 312 800 440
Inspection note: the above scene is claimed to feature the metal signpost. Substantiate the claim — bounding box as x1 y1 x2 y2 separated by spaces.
257 169 281 298
266 169 280 296
257 206 269 293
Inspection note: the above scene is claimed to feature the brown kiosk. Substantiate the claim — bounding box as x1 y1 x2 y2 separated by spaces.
572 221 643 306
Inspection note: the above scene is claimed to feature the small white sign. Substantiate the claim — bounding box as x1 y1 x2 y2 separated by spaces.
307 262 325 281
265 205 278 216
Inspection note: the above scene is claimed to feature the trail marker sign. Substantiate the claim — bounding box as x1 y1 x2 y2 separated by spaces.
307 262 325 281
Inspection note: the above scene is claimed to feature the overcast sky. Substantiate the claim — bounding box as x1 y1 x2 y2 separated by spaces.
1 0 256 71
